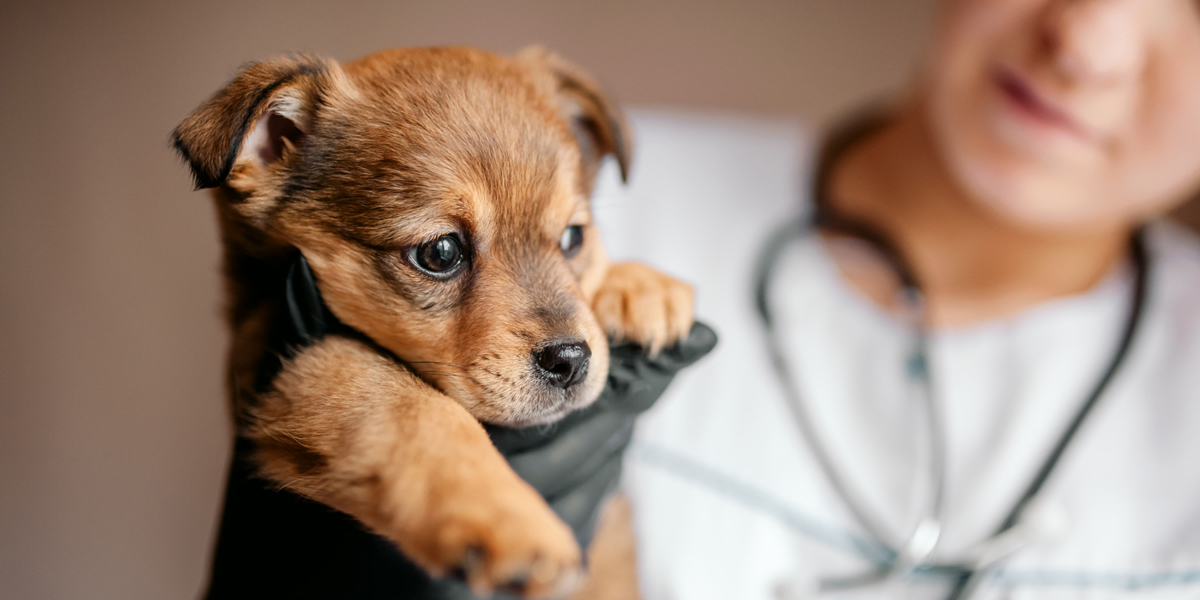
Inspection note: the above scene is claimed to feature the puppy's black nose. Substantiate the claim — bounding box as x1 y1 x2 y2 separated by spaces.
533 340 591 389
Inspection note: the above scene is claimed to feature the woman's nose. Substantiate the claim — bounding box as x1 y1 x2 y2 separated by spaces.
1039 0 1145 84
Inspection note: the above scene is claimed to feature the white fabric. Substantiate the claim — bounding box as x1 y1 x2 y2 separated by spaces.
592 108 1200 600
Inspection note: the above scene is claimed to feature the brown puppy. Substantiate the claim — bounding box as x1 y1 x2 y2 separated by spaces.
173 46 691 598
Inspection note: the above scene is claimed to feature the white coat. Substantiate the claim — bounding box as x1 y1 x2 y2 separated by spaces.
592 109 1200 600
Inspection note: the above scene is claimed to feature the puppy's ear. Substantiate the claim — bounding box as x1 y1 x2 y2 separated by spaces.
171 54 339 190
518 47 632 185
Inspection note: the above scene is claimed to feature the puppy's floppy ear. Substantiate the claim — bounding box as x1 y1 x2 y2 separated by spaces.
171 54 338 190
518 46 632 185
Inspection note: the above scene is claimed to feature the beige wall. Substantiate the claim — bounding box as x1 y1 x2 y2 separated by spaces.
0 1 939 598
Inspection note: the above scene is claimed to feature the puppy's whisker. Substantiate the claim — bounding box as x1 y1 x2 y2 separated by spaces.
276 477 306 492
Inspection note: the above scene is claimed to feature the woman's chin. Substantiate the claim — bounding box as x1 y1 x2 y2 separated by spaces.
950 145 1112 230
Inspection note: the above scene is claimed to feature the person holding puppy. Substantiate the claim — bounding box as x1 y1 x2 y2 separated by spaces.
608 0 1200 598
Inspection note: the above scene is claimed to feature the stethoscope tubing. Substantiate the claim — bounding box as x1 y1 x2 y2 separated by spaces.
755 217 947 563
754 213 1149 599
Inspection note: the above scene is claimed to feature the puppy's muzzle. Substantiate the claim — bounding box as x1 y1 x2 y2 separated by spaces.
533 339 591 389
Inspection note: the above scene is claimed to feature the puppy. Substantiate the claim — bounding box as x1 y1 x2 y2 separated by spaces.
173 46 692 598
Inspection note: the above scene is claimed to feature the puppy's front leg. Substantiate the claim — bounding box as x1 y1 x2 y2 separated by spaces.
246 335 581 599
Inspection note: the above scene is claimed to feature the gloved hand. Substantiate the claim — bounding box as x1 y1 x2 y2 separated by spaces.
488 321 719 549
418 323 719 600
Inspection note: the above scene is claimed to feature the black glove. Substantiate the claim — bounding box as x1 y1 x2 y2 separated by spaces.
408 323 719 600
489 321 719 548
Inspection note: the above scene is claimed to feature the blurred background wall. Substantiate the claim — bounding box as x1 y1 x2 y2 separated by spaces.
0 1 939 598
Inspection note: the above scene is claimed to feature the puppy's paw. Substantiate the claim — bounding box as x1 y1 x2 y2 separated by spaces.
406 487 582 599
592 262 695 355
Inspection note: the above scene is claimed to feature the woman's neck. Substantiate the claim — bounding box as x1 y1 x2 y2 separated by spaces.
827 104 1133 327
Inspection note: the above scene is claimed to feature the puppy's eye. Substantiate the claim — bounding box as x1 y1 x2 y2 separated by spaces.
560 225 584 258
411 235 464 277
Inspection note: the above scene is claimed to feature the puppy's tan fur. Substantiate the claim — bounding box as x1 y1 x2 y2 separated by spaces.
174 46 690 598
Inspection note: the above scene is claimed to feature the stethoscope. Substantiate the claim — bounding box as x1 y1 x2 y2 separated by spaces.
753 127 1150 599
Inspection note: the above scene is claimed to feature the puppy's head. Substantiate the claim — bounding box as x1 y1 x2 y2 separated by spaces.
173 47 630 426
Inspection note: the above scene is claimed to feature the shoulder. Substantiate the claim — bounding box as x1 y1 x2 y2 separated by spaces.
592 110 814 428
593 108 812 269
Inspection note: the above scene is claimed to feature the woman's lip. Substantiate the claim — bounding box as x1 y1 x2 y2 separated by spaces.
993 65 1093 141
